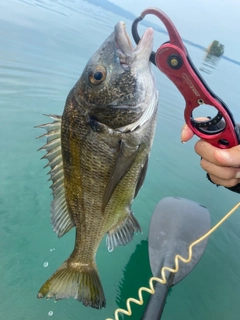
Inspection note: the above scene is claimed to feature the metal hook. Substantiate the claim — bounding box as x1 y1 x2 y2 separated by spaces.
131 15 156 65
131 8 187 66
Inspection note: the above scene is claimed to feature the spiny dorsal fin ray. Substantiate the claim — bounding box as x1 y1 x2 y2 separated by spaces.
37 130 60 140
36 114 75 237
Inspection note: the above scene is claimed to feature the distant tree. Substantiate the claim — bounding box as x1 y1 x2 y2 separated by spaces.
219 44 224 55
208 40 224 57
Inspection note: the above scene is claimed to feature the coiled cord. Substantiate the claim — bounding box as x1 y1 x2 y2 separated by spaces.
106 202 240 320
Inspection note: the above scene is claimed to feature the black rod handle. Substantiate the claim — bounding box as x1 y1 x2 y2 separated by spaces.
141 281 169 320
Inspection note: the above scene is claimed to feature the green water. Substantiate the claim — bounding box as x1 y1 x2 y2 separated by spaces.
1 1 240 319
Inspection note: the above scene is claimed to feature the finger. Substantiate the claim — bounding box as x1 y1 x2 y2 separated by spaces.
195 140 240 167
195 140 223 165
208 174 240 188
200 158 240 180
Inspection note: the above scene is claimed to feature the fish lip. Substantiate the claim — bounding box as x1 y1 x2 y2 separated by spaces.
114 21 154 68
114 21 134 57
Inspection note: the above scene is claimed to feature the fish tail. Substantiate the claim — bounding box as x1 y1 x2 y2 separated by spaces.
37 260 106 309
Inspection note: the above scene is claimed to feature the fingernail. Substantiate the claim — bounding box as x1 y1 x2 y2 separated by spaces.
180 130 186 143
180 133 184 143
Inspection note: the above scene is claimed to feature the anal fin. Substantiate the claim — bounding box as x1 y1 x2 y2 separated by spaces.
106 211 141 252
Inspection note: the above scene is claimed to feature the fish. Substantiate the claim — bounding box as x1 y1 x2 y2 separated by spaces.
36 21 158 309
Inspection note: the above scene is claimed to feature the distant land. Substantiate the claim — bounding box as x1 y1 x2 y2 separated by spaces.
86 0 240 66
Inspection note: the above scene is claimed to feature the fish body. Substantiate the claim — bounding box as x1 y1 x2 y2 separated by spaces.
37 21 158 308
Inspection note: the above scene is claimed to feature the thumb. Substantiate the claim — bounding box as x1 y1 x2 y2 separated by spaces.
214 145 240 167
181 118 209 143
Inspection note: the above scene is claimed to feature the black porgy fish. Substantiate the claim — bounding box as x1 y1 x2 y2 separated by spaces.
36 21 158 309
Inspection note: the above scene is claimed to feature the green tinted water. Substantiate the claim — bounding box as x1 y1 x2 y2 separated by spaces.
1 1 240 319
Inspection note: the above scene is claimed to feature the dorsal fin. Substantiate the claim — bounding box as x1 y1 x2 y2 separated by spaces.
36 114 75 237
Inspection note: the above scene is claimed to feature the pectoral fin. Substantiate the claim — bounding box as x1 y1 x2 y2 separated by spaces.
134 156 149 198
102 141 139 213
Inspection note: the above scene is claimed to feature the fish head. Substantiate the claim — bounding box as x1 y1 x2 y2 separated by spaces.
72 21 158 131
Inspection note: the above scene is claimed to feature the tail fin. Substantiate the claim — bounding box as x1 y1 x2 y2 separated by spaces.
37 260 106 309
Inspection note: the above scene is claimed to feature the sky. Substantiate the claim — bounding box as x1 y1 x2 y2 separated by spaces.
109 0 240 61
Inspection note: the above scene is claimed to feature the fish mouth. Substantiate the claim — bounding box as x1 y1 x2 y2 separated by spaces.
114 21 154 69
109 22 157 133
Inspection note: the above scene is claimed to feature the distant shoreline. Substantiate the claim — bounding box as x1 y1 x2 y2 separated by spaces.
86 0 240 66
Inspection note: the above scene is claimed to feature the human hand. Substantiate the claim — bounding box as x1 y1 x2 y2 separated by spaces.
181 123 240 188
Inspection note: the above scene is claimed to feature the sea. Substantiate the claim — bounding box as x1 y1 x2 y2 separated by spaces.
1 1 240 319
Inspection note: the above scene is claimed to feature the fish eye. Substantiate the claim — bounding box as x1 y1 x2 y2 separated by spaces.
89 66 106 85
